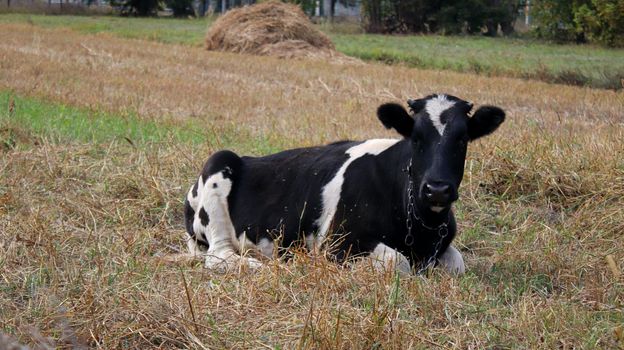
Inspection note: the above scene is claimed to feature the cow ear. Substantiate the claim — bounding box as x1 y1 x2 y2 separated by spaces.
407 98 427 114
468 106 505 141
377 103 414 138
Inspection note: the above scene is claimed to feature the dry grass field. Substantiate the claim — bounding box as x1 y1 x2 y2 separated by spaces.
1 23 623 349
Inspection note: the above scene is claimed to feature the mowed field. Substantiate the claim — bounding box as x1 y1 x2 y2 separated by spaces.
0 20 623 349
2 14 624 89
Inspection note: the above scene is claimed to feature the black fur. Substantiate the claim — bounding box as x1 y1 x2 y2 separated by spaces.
230 144 350 249
377 103 414 138
407 97 427 114
468 106 506 140
198 207 209 226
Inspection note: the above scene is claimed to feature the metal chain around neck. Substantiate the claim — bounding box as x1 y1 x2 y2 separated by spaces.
403 158 450 274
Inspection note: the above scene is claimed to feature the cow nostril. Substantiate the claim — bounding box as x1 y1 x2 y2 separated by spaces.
424 182 452 203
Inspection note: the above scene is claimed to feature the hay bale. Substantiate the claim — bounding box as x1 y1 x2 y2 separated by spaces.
205 1 357 62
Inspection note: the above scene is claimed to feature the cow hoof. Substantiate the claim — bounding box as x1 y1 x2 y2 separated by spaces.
204 253 262 272
438 245 466 275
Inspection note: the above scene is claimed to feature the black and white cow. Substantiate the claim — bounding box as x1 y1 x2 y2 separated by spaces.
183 94 505 274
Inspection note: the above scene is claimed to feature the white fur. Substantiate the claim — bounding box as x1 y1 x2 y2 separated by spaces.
186 175 202 212
367 243 411 274
315 139 400 247
438 245 465 275
197 171 261 271
425 95 456 135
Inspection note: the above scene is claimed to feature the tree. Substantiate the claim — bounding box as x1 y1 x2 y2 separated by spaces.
532 0 585 42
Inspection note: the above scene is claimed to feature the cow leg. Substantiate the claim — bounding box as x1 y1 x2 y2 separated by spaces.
438 245 465 275
189 151 262 271
199 170 262 271
366 243 411 275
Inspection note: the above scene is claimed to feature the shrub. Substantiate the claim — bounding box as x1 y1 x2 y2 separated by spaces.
533 0 624 47
165 0 194 17
575 0 624 46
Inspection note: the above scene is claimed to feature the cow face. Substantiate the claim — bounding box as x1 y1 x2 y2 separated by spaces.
378 94 505 212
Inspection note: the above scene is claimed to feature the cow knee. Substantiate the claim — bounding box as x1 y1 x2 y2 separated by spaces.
368 243 411 275
438 245 465 275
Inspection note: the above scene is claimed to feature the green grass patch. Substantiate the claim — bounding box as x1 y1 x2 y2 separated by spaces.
0 13 211 46
0 91 206 145
1 13 623 89
329 33 624 90
0 91 285 155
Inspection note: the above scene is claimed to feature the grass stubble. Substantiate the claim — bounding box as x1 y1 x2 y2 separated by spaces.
0 24 623 349
1 14 623 90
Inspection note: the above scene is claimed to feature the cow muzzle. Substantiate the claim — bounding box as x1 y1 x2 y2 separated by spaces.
420 181 457 211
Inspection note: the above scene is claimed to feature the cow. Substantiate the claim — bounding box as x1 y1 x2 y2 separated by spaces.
183 94 505 275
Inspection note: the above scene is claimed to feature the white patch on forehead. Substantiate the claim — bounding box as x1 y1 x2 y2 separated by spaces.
425 95 456 135
315 139 399 247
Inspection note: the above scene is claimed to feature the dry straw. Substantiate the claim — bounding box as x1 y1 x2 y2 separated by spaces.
205 1 357 63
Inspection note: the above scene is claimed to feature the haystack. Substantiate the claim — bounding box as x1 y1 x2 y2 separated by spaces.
205 1 356 62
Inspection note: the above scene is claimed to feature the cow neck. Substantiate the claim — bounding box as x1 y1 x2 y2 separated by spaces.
402 153 451 272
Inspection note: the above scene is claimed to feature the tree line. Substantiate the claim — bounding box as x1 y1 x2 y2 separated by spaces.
107 0 623 47
359 0 623 47
360 0 520 36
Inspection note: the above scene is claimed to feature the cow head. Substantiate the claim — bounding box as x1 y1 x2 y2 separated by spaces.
377 94 505 213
